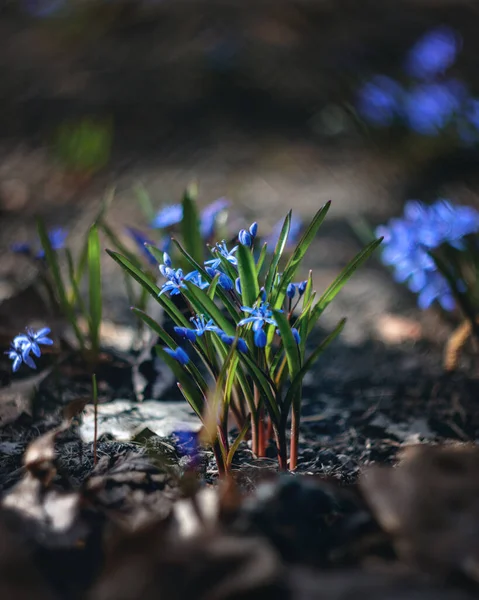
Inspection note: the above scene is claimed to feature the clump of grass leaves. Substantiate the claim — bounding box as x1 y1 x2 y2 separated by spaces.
109 197 381 473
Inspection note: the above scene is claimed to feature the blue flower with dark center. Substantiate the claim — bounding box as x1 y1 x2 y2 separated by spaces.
357 75 404 126
404 27 460 80
238 301 278 332
205 241 238 269
164 346 189 365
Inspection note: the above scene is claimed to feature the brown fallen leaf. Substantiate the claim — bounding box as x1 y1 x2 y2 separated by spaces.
0 368 53 426
360 444 479 582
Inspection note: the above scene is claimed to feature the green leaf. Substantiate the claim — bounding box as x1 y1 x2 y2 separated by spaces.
283 318 346 417
155 346 205 418
273 310 301 378
106 250 190 328
100 221 142 268
238 353 280 424
273 202 331 309
143 243 165 265
181 188 203 264
134 183 156 223
255 243 268 275
37 219 85 349
88 225 102 356
265 212 291 294
309 237 382 334
237 243 260 308
226 419 250 469
65 248 88 320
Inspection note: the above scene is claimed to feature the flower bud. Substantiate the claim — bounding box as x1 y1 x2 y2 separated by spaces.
286 283 296 299
249 222 258 237
238 229 252 247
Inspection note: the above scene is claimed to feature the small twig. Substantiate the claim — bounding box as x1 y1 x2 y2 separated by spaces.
92 373 98 466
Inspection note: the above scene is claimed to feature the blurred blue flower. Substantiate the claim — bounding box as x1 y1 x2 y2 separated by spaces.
36 228 68 258
265 214 303 251
125 227 170 266
376 199 479 310
164 346 189 365
151 204 183 229
172 429 199 458
218 273 234 290
200 198 229 238
253 328 267 348
151 199 229 239
297 281 307 296
357 75 403 126
403 81 463 135
404 27 460 80
286 283 296 299
235 277 242 294
249 222 258 238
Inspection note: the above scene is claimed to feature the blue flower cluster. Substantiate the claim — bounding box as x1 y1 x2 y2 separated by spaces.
156 221 307 364
357 28 479 143
6 327 53 372
376 199 479 310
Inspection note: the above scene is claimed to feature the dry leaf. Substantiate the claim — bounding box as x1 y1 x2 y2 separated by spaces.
360 444 479 581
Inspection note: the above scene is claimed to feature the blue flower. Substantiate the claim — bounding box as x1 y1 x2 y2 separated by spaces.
276 326 301 345
200 198 229 238
238 301 278 331
12 228 68 259
150 204 183 229
6 327 53 372
286 283 296 299
151 199 230 239
14 327 53 358
125 227 170 266
297 281 307 296
238 229 252 247
174 327 197 342
219 333 248 353
218 273 234 290
159 254 209 295
205 241 238 269
265 214 303 252
190 314 221 336
36 228 68 258
403 81 464 135
172 429 199 458
249 222 258 238
164 346 189 365
235 277 242 294
357 75 404 126
376 199 479 310
404 27 460 80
